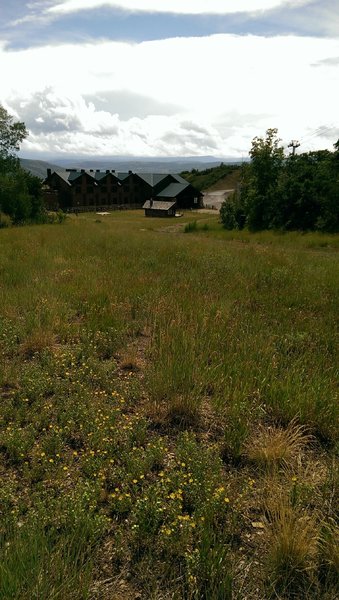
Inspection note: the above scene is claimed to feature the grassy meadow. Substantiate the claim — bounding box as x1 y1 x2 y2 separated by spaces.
0 211 338 599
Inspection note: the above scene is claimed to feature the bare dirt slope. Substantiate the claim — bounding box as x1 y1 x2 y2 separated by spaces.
202 168 241 210
202 189 233 210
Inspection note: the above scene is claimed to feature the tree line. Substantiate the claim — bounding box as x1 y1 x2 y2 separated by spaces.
220 128 339 233
0 104 44 226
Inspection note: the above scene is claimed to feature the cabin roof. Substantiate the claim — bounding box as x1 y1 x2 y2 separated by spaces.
143 200 176 210
156 182 189 198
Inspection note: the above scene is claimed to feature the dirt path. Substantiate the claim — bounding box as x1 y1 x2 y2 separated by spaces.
202 189 234 211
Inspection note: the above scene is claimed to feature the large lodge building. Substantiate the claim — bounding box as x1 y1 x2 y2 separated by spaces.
44 168 203 212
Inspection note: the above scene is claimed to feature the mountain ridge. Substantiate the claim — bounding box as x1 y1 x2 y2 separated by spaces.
20 156 243 179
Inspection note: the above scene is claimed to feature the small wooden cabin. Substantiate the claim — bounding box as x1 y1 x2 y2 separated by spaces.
143 200 176 217
156 181 203 209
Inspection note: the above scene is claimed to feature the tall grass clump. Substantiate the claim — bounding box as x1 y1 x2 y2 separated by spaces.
146 313 205 425
0 212 12 228
318 520 339 591
185 528 232 600
265 501 319 597
245 418 312 471
184 220 198 233
0 517 98 600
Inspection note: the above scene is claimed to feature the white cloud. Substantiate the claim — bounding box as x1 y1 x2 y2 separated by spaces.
2 33 339 156
47 0 307 16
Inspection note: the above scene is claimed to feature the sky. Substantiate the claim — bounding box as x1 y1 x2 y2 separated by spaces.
1 0 339 159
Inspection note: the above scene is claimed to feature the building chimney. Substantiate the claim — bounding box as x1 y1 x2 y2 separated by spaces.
81 169 85 173
47 168 51 177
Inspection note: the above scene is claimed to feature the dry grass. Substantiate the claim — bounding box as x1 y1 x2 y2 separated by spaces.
119 354 141 372
146 394 201 429
245 418 313 470
19 329 55 359
164 393 201 427
318 519 339 588
265 498 319 596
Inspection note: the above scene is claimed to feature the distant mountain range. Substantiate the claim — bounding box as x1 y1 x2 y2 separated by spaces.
20 159 63 180
20 156 243 179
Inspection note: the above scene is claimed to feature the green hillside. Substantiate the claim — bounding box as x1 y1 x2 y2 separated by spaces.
180 162 242 191
20 158 62 179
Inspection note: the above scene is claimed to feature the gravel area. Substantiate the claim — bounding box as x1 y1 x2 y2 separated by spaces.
202 189 234 210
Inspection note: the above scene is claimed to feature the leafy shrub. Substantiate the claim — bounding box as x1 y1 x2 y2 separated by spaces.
40 210 66 224
220 197 238 230
220 193 246 230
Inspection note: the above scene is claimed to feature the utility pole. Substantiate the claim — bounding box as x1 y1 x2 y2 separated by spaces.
288 140 300 156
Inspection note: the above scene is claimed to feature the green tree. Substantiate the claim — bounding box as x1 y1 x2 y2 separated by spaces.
0 104 43 223
222 129 338 232
0 104 27 160
273 149 339 232
243 128 284 230
0 172 32 222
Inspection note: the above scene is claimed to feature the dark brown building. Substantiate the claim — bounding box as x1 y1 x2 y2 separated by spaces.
43 169 203 212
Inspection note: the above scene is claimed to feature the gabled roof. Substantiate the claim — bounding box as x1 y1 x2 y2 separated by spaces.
94 171 110 181
171 174 189 185
51 169 95 184
116 172 132 182
46 170 197 196
156 182 189 198
50 169 121 185
67 171 84 182
136 173 170 187
93 171 121 182
143 200 176 210
51 170 73 185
